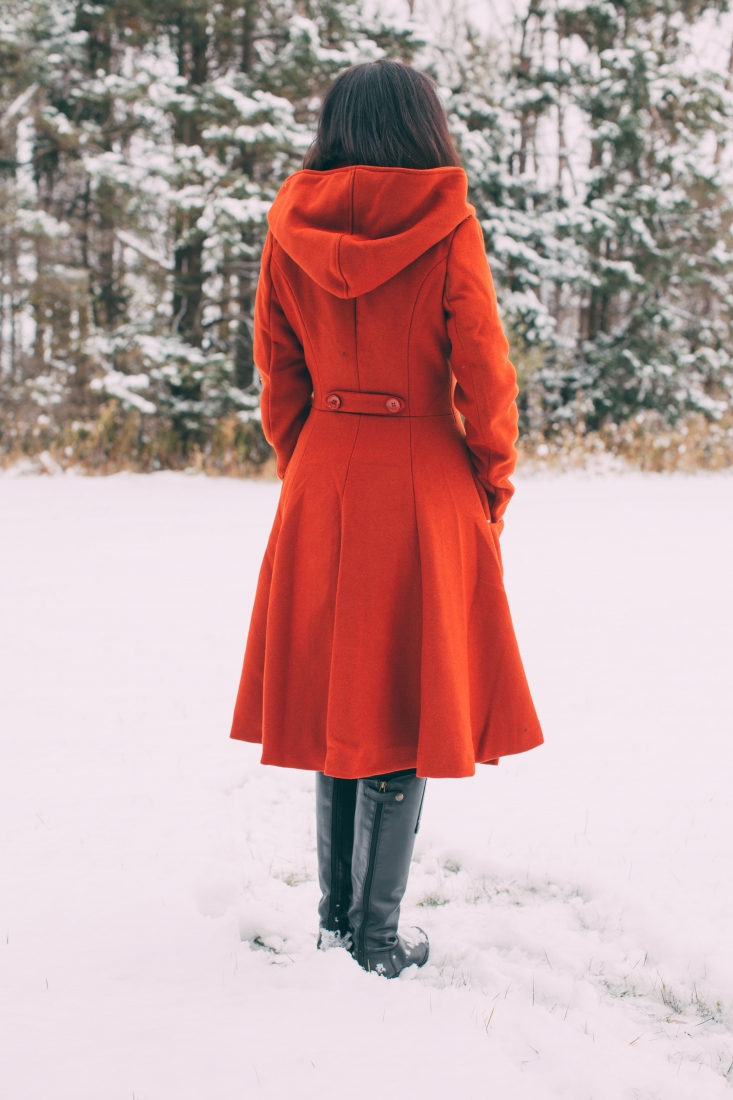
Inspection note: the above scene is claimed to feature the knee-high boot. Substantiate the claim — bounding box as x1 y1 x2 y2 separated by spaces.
315 772 357 947
349 771 429 977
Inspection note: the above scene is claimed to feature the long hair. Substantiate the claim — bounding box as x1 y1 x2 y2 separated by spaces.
303 60 462 171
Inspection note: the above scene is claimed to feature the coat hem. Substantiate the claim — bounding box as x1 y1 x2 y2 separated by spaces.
230 728 263 744
229 726 543 778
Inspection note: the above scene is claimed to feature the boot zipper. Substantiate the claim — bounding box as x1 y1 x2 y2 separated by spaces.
358 801 383 965
327 780 344 931
415 781 427 834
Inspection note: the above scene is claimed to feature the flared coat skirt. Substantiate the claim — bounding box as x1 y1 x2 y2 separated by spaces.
230 405 543 778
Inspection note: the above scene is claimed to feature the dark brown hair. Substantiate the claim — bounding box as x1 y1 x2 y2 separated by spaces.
303 60 462 171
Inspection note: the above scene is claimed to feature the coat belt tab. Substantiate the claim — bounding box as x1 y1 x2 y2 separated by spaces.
317 391 406 416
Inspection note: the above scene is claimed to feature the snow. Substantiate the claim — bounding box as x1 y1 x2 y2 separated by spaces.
1 470 732 1099
89 371 157 414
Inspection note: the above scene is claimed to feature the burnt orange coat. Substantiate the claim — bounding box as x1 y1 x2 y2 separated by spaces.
230 165 543 778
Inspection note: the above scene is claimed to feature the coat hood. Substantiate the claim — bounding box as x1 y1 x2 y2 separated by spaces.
267 165 473 299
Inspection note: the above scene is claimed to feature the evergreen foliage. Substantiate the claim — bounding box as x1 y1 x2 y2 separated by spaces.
1 0 732 470
0 0 419 468
443 0 733 439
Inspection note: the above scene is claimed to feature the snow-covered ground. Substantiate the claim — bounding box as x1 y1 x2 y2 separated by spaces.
1 470 732 1099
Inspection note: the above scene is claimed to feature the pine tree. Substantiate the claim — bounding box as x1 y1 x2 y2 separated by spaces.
561 0 733 432
2 0 732 469
439 0 733 439
0 0 420 469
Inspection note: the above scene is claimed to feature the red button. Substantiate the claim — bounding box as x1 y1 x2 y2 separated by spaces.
385 397 403 413
326 394 341 409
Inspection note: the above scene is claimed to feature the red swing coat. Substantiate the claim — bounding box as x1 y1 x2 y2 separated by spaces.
230 165 543 778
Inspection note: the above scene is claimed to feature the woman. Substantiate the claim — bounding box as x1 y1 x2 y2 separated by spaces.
231 60 543 978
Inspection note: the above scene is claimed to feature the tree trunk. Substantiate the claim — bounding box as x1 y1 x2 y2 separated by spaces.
172 8 209 344
241 0 258 73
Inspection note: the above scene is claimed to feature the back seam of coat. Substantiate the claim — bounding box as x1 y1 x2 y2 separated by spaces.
353 296 361 392
323 412 363 768
404 249 451 758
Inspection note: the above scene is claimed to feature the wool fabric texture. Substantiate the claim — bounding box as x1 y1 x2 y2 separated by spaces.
230 164 543 778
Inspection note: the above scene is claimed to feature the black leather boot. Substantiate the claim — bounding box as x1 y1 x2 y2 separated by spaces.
349 770 429 977
315 772 357 949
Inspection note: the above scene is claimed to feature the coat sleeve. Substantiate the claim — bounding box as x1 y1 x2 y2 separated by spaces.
255 232 313 479
444 216 519 526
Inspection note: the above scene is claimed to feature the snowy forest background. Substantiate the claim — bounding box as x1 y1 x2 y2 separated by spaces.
2 0 733 473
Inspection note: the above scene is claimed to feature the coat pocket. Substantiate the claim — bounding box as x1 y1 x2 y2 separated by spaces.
489 522 504 578
469 463 491 522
